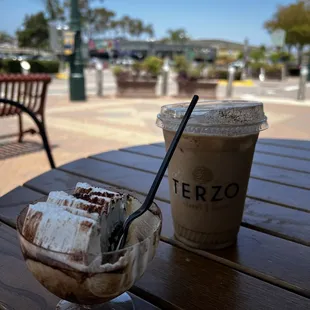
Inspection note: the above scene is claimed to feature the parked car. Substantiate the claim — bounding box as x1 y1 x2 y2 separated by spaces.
229 60 245 69
115 57 134 66
89 57 101 68
35 55 57 61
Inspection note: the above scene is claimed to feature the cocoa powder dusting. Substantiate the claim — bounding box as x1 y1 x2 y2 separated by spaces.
70 250 86 263
23 211 43 243
80 220 93 232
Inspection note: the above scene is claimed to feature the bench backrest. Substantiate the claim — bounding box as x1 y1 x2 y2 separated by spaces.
0 74 51 117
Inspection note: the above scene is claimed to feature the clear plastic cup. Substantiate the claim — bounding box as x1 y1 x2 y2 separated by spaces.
156 100 268 249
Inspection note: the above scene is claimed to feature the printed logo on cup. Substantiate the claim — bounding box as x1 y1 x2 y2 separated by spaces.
172 178 240 202
192 166 213 183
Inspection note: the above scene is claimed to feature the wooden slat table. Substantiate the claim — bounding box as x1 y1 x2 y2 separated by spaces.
1 138 310 309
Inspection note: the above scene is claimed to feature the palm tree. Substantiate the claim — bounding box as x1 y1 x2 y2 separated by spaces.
119 15 131 39
128 19 144 39
128 19 136 39
166 28 189 43
43 0 64 21
144 24 154 38
0 31 14 44
110 20 120 39
135 20 144 39
93 8 115 34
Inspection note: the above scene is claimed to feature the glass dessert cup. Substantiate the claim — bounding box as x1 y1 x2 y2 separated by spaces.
0 301 12 310
16 196 162 310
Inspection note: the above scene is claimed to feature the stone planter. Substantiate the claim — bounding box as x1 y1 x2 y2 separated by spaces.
116 79 157 98
266 70 283 80
177 80 218 99
251 68 284 80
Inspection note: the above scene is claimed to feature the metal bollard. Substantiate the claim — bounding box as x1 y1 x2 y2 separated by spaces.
258 67 265 96
226 66 235 98
259 67 265 82
281 65 286 81
161 58 170 96
297 66 308 101
95 61 103 97
20 61 31 75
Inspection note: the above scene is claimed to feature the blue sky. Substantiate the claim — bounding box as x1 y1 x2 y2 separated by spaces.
1 0 296 45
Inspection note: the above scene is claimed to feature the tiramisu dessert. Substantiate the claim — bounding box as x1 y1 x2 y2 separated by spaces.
17 182 162 305
22 182 127 260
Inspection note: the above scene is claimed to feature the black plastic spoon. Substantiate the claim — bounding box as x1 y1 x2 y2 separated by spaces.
113 94 199 251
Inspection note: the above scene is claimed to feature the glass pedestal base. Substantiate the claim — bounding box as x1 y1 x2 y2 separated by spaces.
56 293 135 310
0 301 12 310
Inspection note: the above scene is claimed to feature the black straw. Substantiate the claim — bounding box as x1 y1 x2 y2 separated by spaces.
117 95 199 250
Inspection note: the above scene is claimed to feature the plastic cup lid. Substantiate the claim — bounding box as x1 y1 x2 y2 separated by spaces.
156 100 268 137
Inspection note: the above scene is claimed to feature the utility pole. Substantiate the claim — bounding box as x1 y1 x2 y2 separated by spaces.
69 0 86 101
226 66 235 98
242 37 249 79
305 1 310 81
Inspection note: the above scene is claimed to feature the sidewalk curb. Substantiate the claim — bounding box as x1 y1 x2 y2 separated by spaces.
218 79 254 87
239 94 310 106
55 72 68 80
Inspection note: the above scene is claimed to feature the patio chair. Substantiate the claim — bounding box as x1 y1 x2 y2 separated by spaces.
0 98 55 168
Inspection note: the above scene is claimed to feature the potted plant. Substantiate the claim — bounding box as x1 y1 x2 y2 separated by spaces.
250 63 284 80
174 56 218 99
113 56 163 98
265 64 284 80
207 68 242 81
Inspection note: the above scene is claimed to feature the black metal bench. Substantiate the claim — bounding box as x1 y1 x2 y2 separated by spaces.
0 74 55 168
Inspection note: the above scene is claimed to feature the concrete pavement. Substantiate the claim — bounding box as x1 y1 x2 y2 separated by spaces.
1 95 310 196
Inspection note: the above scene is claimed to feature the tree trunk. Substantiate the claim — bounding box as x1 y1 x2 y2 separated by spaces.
297 44 304 65
286 44 292 54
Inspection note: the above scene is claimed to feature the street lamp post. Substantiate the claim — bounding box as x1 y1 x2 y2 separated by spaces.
56 23 69 73
242 37 249 79
148 37 155 56
69 0 86 101
304 1 310 81
226 66 235 98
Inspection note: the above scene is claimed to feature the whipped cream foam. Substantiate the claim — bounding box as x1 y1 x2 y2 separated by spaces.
22 183 128 268
73 183 127 252
22 202 101 265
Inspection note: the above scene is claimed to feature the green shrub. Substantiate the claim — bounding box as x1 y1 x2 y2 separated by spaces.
113 65 125 76
29 60 59 73
1 60 22 73
250 46 266 63
113 57 163 80
174 56 210 81
265 64 283 73
174 55 189 73
250 63 283 73
269 51 293 64
132 61 143 76
112 65 131 81
43 60 59 73
249 63 283 79
132 61 142 71
208 69 242 80
0 59 59 74
250 62 265 70
143 56 163 77
188 67 202 80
